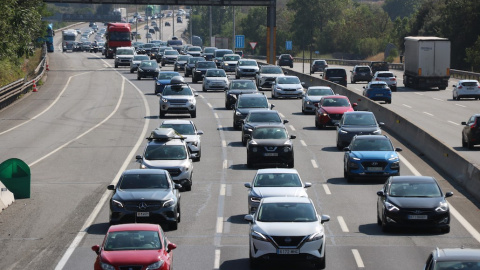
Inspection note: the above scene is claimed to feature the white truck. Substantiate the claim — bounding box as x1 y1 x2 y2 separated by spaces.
62 30 77 52
114 8 127 21
403 36 450 90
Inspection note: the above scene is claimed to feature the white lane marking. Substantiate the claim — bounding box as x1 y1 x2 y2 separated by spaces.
219 184 226 196
214 112 219 119
223 160 228 169
216 217 224 234
222 140 227 147
322 184 331 195
207 102 213 108
402 104 412 108
279 112 285 118
55 74 151 269
311 159 318 168
448 121 460 126
300 140 307 147
456 104 466 108
414 93 424 96
338 216 349 232
423 112 434 117
352 249 365 268
289 125 296 131
433 97 443 102
214 249 221 269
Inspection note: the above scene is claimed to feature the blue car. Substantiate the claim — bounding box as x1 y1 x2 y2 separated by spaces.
154 71 181 94
363 81 392 104
343 135 402 182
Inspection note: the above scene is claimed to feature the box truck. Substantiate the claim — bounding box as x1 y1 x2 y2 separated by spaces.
403 36 450 90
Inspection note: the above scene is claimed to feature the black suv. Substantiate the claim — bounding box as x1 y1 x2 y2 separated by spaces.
233 93 272 130
277 54 294 68
350 65 373 83
185 57 205 77
370 61 389 74
192 61 217 83
241 109 288 145
462 114 480 149
311 59 328 73
323 67 347 87
246 124 296 168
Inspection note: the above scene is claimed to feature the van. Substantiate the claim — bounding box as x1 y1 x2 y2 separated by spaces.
323 68 347 87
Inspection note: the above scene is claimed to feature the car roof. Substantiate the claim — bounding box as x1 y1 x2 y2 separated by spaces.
262 197 311 203
161 119 193 125
459 79 479 83
279 75 299 79
434 248 480 261
368 81 388 85
343 111 374 116
108 223 160 232
375 71 394 75
256 168 299 174
354 134 388 140
239 93 266 98
389 175 436 183
308 86 332 90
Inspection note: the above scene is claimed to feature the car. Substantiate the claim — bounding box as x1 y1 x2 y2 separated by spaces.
114 47 136 68
301 86 334 114
161 50 179 66
461 114 480 149
107 169 181 228
144 25 149 30
202 46 217 61
314 95 357 129
81 41 92 52
186 46 202 57
244 197 330 269
213 49 233 67
246 124 295 168
255 65 285 90
143 43 156 55
221 54 241 72
146 33 152 39
154 71 181 94
244 168 311 214
310 59 328 74
202 69 229 91
149 47 160 60
241 109 288 145
137 60 160 80
363 81 392 104
173 55 192 71
92 223 177 270
343 135 402 182
225 79 258 110
372 71 398 91
160 119 203 161
423 247 480 270
235 59 259 79
335 111 384 150
165 21 170 26
235 50 244 58
158 76 198 118
184 57 205 77
192 61 217 83
233 93 272 130
136 128 195 191
177 16 183 23
370 61 389 74
453 79 480 100
377 175 453 233
271 75 305 99
156 46 174 63
277 54 294 68
323 67 347 87
350 65 373 83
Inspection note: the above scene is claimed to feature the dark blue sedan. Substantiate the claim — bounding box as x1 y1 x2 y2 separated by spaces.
154 71 180 94
363 81 392 104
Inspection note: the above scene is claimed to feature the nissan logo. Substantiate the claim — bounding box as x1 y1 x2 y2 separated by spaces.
138 202 148 210
284 237 292 244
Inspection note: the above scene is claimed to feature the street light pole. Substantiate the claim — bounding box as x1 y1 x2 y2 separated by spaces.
209 6 212 46
232 6 235 51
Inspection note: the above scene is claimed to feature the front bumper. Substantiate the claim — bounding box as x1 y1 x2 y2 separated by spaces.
274 89 303 98
110 203 177 224
247 147 294 167
204 81 228 90
160 100 197 114
383 210 450 230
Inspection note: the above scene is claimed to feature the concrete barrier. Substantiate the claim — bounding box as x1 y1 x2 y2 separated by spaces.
0 181 15 213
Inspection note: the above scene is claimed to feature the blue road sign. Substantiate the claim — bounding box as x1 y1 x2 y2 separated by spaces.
286 41 292 50
235 35 245 49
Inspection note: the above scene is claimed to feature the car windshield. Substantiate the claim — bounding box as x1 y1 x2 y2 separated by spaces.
119 173 169 189
104 231 162 251
308 88 333 96
314 60 326 65
253 173 302 187
116 49 134 55
197 62 216 68
157 72 179 80
224 55 240 61
204 48 217 54
356 67 370 72
140 61 158 68
247 112 281 123
177 55 191 61
144 145 187 160
322 98 350 107
133 55 149 61
144 43 154 48
389 182 442 197
165 50 179 55
434 261 480 269
343 114 377 126
206 70 226 77
162 85 193 96
277 77 300 84
261 67 283 74
188 58 203 64
239 61 257 66
238 97 268 108
189 47 202 52
160 124 195 135
252 127 287 139
230 81 256 89
257 203 317 222
326 69 345 76
350 138 394 151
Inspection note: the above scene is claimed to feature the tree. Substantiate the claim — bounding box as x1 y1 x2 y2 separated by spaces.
383 0 424 20
465 36 480 72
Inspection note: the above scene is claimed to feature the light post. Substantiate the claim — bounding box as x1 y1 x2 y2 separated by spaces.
232 6 235 51
209 6 212 46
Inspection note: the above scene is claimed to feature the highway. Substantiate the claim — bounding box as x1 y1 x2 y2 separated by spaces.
0 18 480 270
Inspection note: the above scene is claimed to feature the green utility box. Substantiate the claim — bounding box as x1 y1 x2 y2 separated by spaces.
0 158 31 199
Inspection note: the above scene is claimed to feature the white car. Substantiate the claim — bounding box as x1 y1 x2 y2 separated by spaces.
271 75 305 99
255 65 285 90
453 80 480 100
244 197 330 269
372 71 397 91
235 59 259 79
160 119 204 161
202 69 229 91
244 168 311 214
221 54 241 72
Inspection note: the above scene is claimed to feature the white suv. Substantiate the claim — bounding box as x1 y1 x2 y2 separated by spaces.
255 65 285 90
114 47 136 68
372 71 397 91
158 76 198 118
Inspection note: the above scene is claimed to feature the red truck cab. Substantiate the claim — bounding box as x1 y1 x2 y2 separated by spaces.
105 23 132 59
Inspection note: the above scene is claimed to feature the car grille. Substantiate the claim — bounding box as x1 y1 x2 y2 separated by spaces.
264 146 278 152
265 77 275 82
282 88 297 91
329 114 343 120
271 236 306 247
168 99 188 105
124 201 163 211
164 168 181 177
361 161 388 169
242 69 255 72
119 266 142 270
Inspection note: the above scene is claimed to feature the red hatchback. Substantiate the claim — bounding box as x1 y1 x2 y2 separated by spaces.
92 223 176 270
314 95 357 129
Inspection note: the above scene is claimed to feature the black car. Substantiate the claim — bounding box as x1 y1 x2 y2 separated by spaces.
246 124 295 168
377 176 453 233
185 57 205 77
462 114 480 149
233 93 272 130
161 50 179 66
174 55 192 71
107 169 181 230
241 109 288 145
137 60 160 80
323 67 347 87
350 65 373 83
311 59 328 74
335 111 383 150
202 47 217 61
277 54 294 68
224 79 258 109
192 61 217 83
370 61 389 74
424 248 480 270
149 47 160 60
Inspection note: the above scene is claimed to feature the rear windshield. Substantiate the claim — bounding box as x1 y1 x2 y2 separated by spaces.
215 50 233 57
326 69 346 76
167 40 183 46
356 67 371 72
377 73 394 78
461 81 479 87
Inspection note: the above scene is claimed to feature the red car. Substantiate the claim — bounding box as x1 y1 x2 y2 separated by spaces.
92 223 176 270
314 95 357 129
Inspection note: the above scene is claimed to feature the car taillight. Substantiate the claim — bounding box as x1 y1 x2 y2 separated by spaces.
458 86 463 89
290 56 293 60
375 78 380 81
391 78 396 81
472 119 477 129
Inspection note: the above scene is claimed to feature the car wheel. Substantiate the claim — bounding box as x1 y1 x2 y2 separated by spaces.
202 85 207 92
249 244 260 268
381 213 390 232
302 105 306 114
195 149 201 162
184 183 191 191
137 76 141 80
115 64 118 68
160 110 166 118
174 66 177 71
192 78 197 83
235 75 239 79
168 220 178 230
130 69 134 73
177 206 181 223
161 62 165 67
336 142 343 150
242 135 247 146
345 169 354 182
287 159 294 168
247 155 253 168
441 226 450 234
467 139 474 149
290 64 293 68
377 213 382 226
315 254 326 269
351 79 355 84
190 110 196 118
185 72 189 77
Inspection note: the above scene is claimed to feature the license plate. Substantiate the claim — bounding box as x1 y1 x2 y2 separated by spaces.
375 94 384 96
264 153 278 156
408 215 427 220
367 167 383 171
137 212 149 217
277 249 299 255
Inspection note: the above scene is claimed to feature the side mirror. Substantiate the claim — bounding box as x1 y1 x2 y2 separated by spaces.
321 214 330 224
343 147 350 152
107 185 115 190
377 190 385 196
270 104 275 109
189 154 196 159
167 243 177 253
244 214 254 222
445 192 453 198
453 85 456 87
461 121 467 125
352 103 358 107
283 119 289 124
378 122 385 126
91 245 100 255
363 86 366 89
136 155 142 160
197 130 204 135
244 183 252 188
304 182 312 188
174 184 182 189
290 135 296 139
334 123 340 126
284 71 288 75
301 82 305 86
395 147 402 152
314 103 319 108
194 93 199 97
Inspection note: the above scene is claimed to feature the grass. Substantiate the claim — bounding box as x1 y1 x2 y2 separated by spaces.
0 48 43 87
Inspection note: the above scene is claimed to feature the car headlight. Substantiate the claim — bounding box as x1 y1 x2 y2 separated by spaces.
112 199 124 208
250 196 261 203
155 68 160 72
306 231 324 242
339 129 348 134
283 146 292 152
162 198 175 208
390 161 400 169
100 262 116 270
235 111 242 116
161 98 168 103
251 230 270 242
350 157 360 161
385 201 399 212
146 260 164 270
435 202 449 212
373 130 381 134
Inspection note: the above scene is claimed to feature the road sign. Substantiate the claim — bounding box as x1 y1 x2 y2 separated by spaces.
249 42 257 49
286 41 292 50
235 35 245 49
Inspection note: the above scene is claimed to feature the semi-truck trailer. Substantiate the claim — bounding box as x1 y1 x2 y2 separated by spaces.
105 23 132 59
62 29 77 52
403 36 450 90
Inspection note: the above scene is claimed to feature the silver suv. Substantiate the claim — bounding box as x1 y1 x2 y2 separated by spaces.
158 76 198 118
114 47 136 68
136 128 195 191
255 65 284 90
